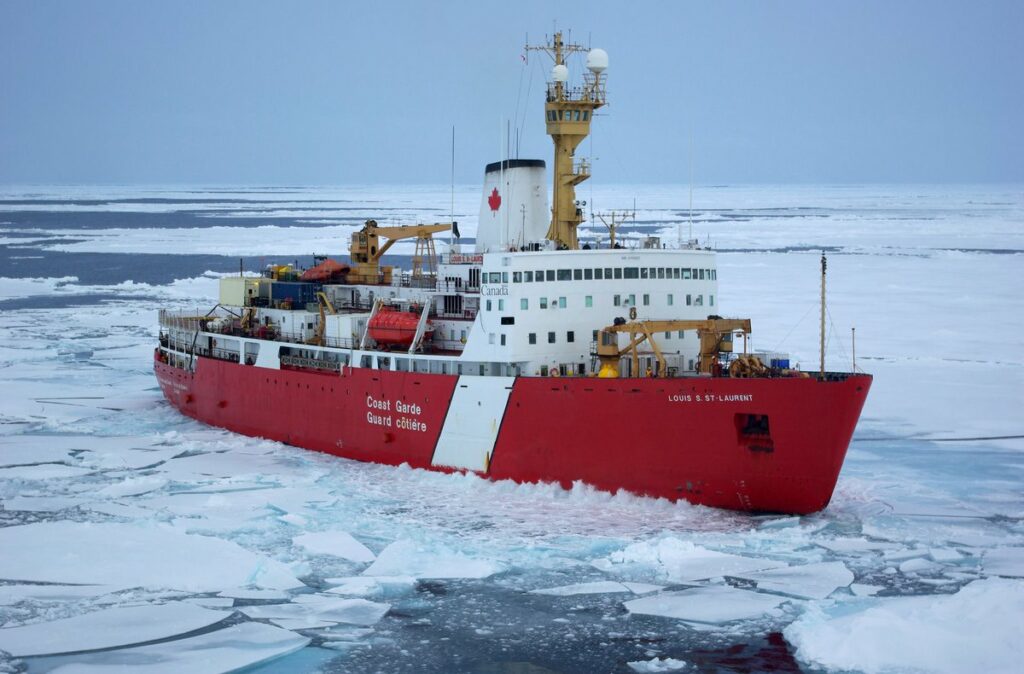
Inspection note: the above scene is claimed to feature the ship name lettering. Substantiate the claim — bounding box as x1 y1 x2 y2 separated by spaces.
395 400 421 415
367 410 392 427
483 285 509 296
366 395 391 411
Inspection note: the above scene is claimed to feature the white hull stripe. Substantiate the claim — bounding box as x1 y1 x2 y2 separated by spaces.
431 376 515 472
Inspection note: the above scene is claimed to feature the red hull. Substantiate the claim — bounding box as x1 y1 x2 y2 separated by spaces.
155 353 870 514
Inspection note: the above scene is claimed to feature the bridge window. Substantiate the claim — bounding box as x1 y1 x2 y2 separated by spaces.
524 271 533 282
573 269 583 280
557 269 571 281
624 267 639 279
614 268 623 279
683 269 692 279
699 269 705 280
712 269 717 280
640 268 649 279
673 268 680 279
678 330 684 338
513 272 522 283
658 268 666 279
696 295 704 306
503 272 509 283
546 270 555 281
584 268 593 280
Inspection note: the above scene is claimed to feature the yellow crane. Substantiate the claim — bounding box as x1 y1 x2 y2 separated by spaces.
594 318 755 378
308 291 337 346
348 220 453 285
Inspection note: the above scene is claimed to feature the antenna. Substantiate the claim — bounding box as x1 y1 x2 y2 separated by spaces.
450 125 456 250
820 252 827 379
688 130 694 243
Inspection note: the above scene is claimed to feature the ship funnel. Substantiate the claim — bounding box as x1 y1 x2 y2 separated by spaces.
476 159 549 253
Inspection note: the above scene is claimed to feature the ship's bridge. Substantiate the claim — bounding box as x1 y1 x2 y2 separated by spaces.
459 248 719 375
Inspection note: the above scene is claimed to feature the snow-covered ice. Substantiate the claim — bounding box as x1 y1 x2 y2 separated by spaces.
293 530 376 562
1 183 1021 672
43 622 310 673
0 602 228 657
785 578 1024 674
624 585 789 623
0 521 302 591
627 656 689 672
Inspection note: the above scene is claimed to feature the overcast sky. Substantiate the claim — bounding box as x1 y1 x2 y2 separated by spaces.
1 0 1021 185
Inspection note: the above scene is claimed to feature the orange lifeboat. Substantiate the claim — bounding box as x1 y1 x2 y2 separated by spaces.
368 308 431 346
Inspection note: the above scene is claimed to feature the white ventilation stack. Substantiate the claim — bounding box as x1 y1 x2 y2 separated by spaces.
476 159 549 253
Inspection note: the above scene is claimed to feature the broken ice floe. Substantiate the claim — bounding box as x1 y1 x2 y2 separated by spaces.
41 621 309 673
733 561 854 600
531 580 664 596
292 530 375 563
624 585 788 624
362 539 502 579
238 596 390 627
0 602 228 657
785 578 1024 674
627 657 689 672
324 575 417 599
0 464 93 480
595 538 786 583
0 521 302 591
982 547 1024 578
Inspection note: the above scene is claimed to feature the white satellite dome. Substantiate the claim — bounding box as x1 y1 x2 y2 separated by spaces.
551 64 569 83
586 48 609 73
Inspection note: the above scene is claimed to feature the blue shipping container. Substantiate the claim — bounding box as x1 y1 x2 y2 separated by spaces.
270 282 320 303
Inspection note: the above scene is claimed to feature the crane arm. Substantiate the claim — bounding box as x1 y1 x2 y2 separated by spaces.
595 318 753 378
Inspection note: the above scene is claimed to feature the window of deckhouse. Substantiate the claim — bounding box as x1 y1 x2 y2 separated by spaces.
574 269 583 280
594 268 603 279
584 269 593 280
643 294 650 306
540 297 548 309
557 269 571 281
521 298 528 310
524 271 534 282
529 333 536 344
585 295 593 307
558 297 567 308
641 268 649 279
513 272 522 283
548 332 556 343
546 270 555 281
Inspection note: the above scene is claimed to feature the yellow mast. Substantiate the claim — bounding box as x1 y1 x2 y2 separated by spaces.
526 32 607 250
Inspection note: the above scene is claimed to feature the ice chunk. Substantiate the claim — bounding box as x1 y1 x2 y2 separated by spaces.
628 657 688 672
850 583 883 597
46 621 309 673
0 602 228 657
96 476 168 498
324 576 416 599
736 562 853 600
899 557 942 574
596 538 785 583
815 537 900 553
0 584 132 604
218 587 290 600
292 531 375 563
0 464 92 479
0 521 302 591
623 582 666 595
362 540 502 579
1 495 84 512
785 578 1024 674
0 441 75 467
239 596 390 626
624 585 787 623
531 581 635 596
983 547 1024 578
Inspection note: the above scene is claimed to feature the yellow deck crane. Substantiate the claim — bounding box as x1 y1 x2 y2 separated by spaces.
348 220 453 285
594 318 758 378
308 291 337 346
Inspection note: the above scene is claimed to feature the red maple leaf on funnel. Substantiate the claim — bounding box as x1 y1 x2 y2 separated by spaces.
488 188 501 214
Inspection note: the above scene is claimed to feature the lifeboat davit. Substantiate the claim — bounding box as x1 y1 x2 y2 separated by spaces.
368 308 431 346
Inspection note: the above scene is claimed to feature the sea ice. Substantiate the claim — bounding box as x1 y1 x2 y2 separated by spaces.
0 521 302 591
239 596 390 626
627 657 689 672
44 621 309 674
982 547 1024 578
0 584 132 604
734 561 853 600
623 585 787 624
362 539 503 579
1 495 85 512
96 476 168 498
531 581 637 596
785 578 1024 674
596 538 786 583
292 530 375 563
0 602 228 657
0 464 92 480
325 575 417 598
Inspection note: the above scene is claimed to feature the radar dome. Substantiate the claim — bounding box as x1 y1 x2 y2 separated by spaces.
551 64 569 83
586 48 609 73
